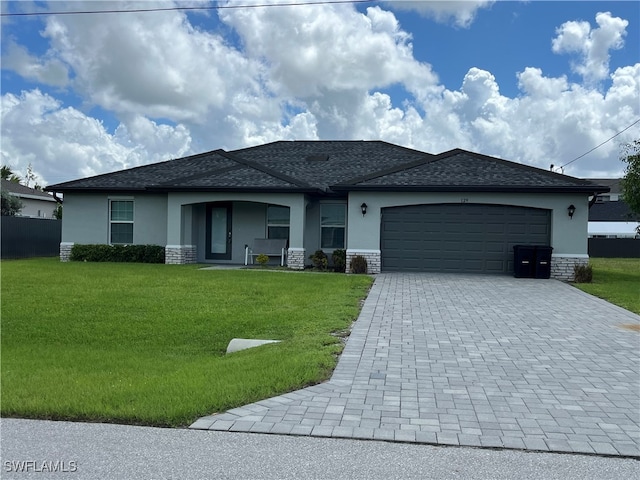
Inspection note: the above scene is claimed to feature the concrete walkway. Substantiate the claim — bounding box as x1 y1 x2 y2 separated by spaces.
191 273 640 457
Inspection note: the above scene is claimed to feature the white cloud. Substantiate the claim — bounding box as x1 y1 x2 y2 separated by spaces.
421 63 640 176
386 0 495 28
2 39 69 87
219 4 438 99
552 11 629 82
40 2 265 123
1 89 192 185
0 4 637 184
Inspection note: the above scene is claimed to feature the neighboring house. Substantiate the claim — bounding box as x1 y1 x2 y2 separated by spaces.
1 179 59 218
585 178 639 238
46 141 609 280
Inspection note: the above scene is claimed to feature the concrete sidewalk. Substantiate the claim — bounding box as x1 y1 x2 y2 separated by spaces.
192 273 640 457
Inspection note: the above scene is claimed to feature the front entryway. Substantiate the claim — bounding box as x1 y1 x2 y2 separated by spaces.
206 203 232 260
380 204 551 274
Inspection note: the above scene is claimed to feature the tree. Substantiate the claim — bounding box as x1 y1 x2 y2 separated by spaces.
1 190 23 216
53 203 63 220
620 139 640 234
25 163 36 188
1 165 21 184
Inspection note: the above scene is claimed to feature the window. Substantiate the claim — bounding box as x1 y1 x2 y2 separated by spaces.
320 204 346 249
110 200 133 244
267 205 290 243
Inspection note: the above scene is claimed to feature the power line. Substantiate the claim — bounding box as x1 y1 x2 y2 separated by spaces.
561 118 640 168
0 0 373 17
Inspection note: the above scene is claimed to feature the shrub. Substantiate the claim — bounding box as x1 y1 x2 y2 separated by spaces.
349 255 368 274
332 249 346 273
1 190 23 216
70 244 165 263
573 264 593 283
309 250 328 270
255 253 269 267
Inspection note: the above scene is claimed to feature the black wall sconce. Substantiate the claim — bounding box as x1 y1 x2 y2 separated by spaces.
360 202 368 216
567 204 576 219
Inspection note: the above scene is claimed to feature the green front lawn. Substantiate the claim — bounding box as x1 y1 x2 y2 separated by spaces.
1 259 372 426
573 258 640 315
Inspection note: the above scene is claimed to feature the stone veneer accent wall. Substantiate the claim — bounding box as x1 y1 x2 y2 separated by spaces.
59 242 74 262
287 248 305 270
165 245 197 264
346 249 381 274
550 254 588 282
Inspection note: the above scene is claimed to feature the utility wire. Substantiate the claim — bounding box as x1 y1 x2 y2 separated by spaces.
561 118 640 168
1 0 372 17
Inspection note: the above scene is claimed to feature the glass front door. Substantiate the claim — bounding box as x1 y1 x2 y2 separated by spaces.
206 203 232 260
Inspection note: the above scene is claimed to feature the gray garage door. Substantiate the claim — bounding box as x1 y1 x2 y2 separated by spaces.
381 203 550 274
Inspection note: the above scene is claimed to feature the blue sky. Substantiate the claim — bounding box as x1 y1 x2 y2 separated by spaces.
1 1 639 186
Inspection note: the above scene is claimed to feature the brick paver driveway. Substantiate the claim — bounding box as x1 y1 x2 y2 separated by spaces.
192 274 640 457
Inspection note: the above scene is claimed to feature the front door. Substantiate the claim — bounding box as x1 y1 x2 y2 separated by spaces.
206 203 232 260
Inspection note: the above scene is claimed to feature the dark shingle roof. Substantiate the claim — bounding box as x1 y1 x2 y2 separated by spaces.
585 178 622 194
46 141 610 195
47 151 238 191
232 140 433 190
332 149 609 193
2 179 57 201
589 200 639 222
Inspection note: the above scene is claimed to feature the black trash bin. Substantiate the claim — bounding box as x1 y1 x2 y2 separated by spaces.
534 246 553 279
513 245 536 278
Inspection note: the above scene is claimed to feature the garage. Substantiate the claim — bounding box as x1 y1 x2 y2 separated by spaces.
381 203 550 274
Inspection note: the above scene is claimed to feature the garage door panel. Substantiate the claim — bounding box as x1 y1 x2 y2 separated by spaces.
485 259 507 271
529 224 550 235
381 204 550 274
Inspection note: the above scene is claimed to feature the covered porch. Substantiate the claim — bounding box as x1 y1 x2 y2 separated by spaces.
164 192 308 269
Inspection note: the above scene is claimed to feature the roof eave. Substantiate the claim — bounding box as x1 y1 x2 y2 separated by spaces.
46 185 324 194
44 186 149 193
330 185 611 194
146 185 324 194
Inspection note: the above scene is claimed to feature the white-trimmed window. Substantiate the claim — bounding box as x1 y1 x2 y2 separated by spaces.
320 204 346 249
267 205 290 243
110 200 134 244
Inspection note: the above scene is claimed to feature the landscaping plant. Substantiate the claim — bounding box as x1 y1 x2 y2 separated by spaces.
332 249 346 273
573 264 593 283
255 253 269 267
349 255 368 274
309 250 328 270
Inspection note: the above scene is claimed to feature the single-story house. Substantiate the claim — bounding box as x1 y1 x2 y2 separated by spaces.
2 179 59 218
46 141 609 280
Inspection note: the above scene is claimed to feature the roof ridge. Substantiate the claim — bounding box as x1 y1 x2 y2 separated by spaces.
45 152 212 190
333 151 438 187
156 155 244 186
217 150 313 189
443 148 608 186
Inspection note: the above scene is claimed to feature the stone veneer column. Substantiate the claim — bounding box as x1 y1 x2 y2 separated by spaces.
346 249 381 274
165 245 197 265
550 254 588 282
60 242 74 262
287 248 305 270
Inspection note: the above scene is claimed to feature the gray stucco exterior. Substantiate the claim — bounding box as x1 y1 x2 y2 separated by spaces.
347 191 589 256
61 193 167 246
48 141 608 279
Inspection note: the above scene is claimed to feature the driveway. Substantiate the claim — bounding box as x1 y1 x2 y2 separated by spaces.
191 273 640 457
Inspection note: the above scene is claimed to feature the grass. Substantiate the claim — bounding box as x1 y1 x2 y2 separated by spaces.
573 258 640 315
1 258 372 427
